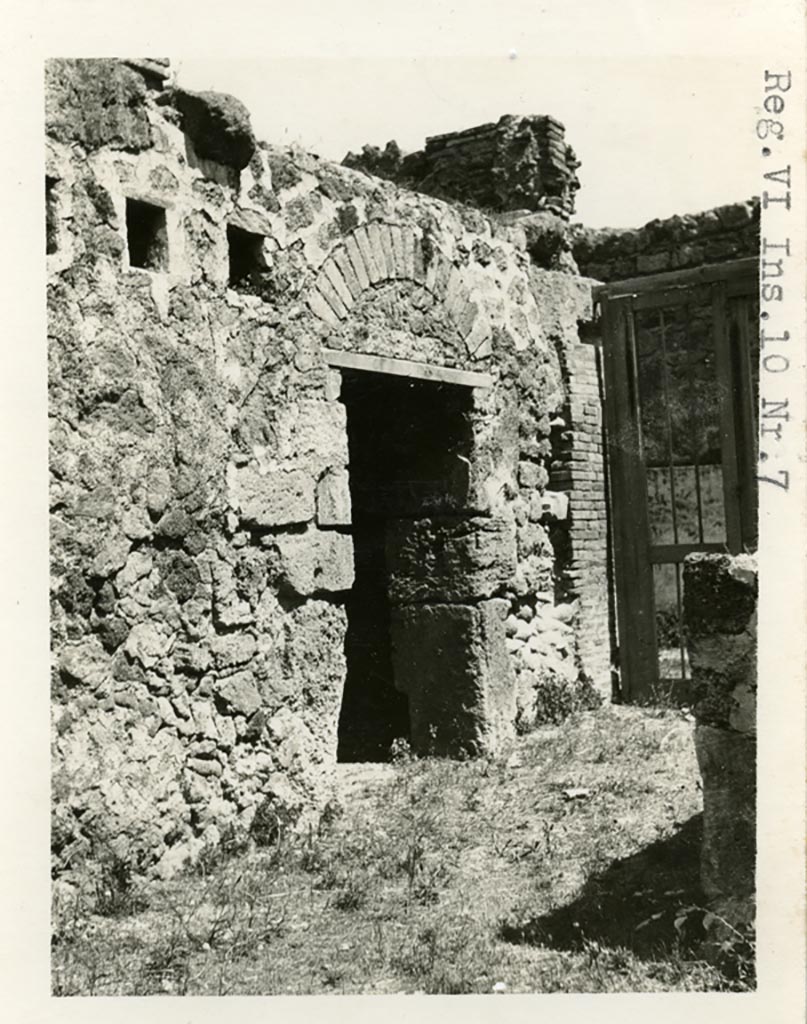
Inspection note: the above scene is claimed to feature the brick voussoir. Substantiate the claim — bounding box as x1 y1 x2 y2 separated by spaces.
354 225 382 284
316 275 349 319
402 227 416 279
332 247 362 300
412 234 427 284
308 289 341 327
322 258 354 310
378 223 396 280
364 221 387 280
344 233 371 292
390 224 406 279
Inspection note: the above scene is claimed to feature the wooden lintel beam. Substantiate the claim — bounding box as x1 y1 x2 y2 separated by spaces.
322 349 494 388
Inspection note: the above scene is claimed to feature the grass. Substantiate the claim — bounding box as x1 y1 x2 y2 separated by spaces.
51 705 753 995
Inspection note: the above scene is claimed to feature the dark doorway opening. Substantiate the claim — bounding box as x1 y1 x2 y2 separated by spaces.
337 369 474 762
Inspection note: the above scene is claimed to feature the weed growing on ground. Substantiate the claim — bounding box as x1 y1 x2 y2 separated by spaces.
391 918 499 993
52 707 747 995
528 673 603 729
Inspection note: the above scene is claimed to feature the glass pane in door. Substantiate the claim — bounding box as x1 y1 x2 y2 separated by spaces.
635 302 727 546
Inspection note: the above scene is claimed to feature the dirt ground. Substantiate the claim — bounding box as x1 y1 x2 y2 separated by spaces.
52 705 753 995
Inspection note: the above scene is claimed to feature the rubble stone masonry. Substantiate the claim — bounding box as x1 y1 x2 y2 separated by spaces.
572 200 759 281
47 59 607 878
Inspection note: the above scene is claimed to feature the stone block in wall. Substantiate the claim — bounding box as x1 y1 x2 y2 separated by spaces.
355 225 383 283
322 257 353 308
273 527 355 596
316 470 352 526
116 549 153 593
172 87 256 170
210 633 257 672
230 465 315 528
308 289 340 328
272 400 349 476
343 235 371 291
90 533 132 579
146 467 173 517
386 516 516 604
518 461 543 490
58 638 112 693
390 599 515 757
275 599 348 768
124 621 173 669
215 671 262 717
228 206 275 238
121 505 153 541
210 557 254 628
46 59 152 153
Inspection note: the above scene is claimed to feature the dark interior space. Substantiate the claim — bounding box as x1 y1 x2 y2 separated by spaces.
337 369 474 762
126 198 168 270
227 224 267 289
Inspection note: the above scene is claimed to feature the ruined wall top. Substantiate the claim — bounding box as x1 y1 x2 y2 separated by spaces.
571 199 759 282
343 115 581 221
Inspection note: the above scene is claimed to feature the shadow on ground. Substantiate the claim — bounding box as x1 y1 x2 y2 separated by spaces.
501 814 707 958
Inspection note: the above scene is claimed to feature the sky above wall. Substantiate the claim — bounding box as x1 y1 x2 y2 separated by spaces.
170 0 767 230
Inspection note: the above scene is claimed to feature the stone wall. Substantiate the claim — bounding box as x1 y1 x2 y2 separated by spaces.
48 58 604 878
683 553 757 946
572 200 759 282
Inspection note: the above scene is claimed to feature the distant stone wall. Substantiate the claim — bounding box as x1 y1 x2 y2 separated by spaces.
48 59 601 878
572 200 759 282
683 553 757 944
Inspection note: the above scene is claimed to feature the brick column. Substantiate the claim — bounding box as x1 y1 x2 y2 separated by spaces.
549 341 612 697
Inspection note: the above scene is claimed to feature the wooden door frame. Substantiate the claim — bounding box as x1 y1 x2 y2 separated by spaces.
596 259 758 702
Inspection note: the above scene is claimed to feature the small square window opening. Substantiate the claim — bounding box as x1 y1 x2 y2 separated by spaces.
126 198 168 270
227 224 267 290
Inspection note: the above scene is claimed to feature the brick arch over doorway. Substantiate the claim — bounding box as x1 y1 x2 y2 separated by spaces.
306 222 494 360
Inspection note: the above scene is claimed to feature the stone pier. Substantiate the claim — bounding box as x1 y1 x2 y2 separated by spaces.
683 552 757 945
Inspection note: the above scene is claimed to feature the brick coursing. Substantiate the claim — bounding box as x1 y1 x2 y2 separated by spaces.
344 114 581 220
549 338 611 695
